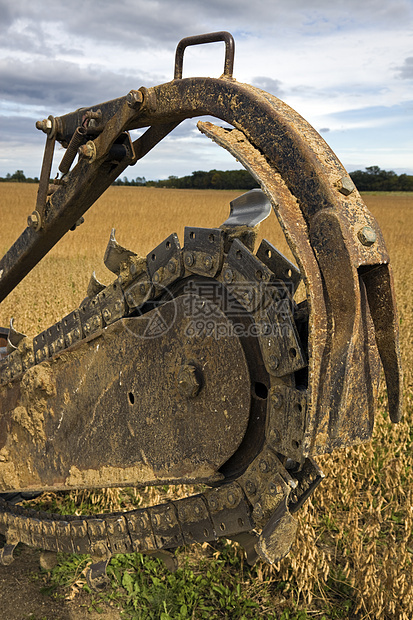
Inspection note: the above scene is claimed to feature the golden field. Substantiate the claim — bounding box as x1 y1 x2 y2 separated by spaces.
0 184 412 619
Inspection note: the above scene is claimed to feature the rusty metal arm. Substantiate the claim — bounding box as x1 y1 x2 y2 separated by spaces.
0 74 402 450
0 108 180 304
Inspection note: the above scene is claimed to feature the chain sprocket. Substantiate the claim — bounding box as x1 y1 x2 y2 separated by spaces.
0 208 323 589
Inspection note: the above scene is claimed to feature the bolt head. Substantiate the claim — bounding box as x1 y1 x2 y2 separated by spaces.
243 289 253 304
224 268 233 283
35 118 53 133
78 141 95 160
209 497 217 510
167 259 177 274
227 492 236 505
253 503 264 519
358 226 377 246
269 428 281 447
184 252 194 267
268 354 279 371
271 392 283 409
27 210 41 231
338 176 355 196
204 255 213 270
269 482 281 495
126 90 144 108
177 363 201 398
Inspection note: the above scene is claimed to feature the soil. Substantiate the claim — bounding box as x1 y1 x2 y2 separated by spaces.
0 544 122 620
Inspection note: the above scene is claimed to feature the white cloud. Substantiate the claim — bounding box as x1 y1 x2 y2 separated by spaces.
0 0 412 177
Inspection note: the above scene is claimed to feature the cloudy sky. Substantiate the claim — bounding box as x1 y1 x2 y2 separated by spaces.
0 0 412 181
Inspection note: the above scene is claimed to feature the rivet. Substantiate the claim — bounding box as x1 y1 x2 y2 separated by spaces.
245 480 256 495
204 255 213 270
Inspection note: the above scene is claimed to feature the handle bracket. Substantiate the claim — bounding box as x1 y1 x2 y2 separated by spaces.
174 31 235 79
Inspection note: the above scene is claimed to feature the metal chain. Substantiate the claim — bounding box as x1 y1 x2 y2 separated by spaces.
0 229 315 588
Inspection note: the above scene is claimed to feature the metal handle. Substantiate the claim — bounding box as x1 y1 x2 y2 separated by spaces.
174 31 235 79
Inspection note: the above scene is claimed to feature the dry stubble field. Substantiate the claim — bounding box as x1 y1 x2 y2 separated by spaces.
0 184 412 619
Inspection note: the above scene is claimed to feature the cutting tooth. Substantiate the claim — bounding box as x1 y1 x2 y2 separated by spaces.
104 228 137 275
221 189 272 228
0 542 18 566
87 271 106 298
85 558 111 591
7 318 26 353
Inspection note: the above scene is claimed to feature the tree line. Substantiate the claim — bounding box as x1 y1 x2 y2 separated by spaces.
112 169 260 190
348 166 413 192
1 166 413 191
0 170 39 183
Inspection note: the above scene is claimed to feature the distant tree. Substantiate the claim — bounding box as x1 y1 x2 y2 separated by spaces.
349 167 413 192
10 170 26 182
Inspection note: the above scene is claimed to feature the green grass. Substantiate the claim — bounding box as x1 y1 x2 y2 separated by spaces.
37 541 355 619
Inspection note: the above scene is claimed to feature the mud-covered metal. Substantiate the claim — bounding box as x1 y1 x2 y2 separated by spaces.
0 31 403 588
